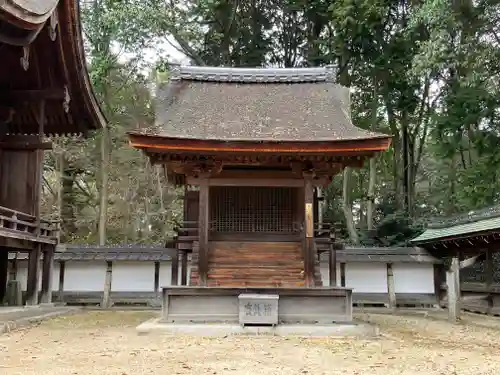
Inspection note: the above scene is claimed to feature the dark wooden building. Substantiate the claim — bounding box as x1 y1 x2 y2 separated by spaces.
0 0 105 305
129 65 392 290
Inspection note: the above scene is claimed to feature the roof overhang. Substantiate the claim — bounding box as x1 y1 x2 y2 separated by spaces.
128 133 392 156
0 0 59 26
0 0 106 135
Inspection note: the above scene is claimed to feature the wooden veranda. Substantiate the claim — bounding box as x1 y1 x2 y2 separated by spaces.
0 0 105 305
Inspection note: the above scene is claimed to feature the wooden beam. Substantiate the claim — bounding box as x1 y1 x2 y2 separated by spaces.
26 244 41 305
187 177 305 187
197 177 209 286
58 260 65 303
215 170 300 180
0 250 8 303
0 142 52 150
9 257 18 281
340 262 346 287
171 250 179 286
33 100 45 221
433 263 443 306
180 251 188 285
304 174 315 287
328 232 337 287
0 88 67 102
154 261 160 296
459 254 484 269
40 247 54 304
485 248 494 311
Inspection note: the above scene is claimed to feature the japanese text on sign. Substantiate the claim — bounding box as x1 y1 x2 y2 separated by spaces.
244 302 273 317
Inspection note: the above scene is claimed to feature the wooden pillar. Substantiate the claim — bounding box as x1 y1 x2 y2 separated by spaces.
180 251 188 286
40 247 54 304
26 245 42 305
317 188 323 227
485 249 494 311
198 177 209 286
101 261 113 308
171 250 179 286
9 257 18 281
446 256 460 323
340 262 346 287
34 101 45 216
0 250 8 303
303 174 315 287
328 231 337 286
154 261 160 293
58 260 65 303
433 263 443 307
387 263 396 309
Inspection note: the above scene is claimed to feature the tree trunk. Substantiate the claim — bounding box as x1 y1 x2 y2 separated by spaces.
401 118 412 216
98 126 110 246
342 167 359 244
367 158 376 231
367 83 378 230
60 157 77 243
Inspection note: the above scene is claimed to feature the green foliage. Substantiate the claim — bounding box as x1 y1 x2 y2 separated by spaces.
41 0 500 245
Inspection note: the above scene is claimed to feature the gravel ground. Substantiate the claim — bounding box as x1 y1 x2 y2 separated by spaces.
1 310 500 375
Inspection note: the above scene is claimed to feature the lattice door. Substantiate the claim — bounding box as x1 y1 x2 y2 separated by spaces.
210 186 297 233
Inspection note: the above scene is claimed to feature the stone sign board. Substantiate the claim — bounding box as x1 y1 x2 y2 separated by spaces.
238 294 279 326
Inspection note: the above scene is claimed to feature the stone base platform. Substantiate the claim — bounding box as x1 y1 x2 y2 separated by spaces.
136 317 379 338
162 286 353 324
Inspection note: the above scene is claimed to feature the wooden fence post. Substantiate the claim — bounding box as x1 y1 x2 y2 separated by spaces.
101 261 113 308
58 260 65 303
40 247 54 304
387 263 397 309
447 256 460 323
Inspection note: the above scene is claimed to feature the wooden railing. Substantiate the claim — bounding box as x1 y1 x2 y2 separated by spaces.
0 206 59 242
172 220 342 254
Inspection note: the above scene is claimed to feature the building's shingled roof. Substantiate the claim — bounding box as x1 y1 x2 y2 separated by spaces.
8 244 175 262
320 246 440 263
133 66 389 142
411 206 500 244
8 244 439 263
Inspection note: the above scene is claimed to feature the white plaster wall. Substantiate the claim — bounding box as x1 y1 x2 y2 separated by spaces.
345 263 388 293
12 259 434 295
159 260 172 287
16 260 31 291
51 262 60 291
64 261 106 291
187 263 192 285
393 263 435 294
320 263 341 286
111 262 155 292
16 260 42 291
14 261 60 292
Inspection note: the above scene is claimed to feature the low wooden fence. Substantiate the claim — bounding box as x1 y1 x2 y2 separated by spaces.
6 245 444 308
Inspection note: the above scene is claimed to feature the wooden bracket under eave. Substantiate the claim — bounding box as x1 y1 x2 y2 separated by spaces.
0 141 52 150
49 8 59 41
